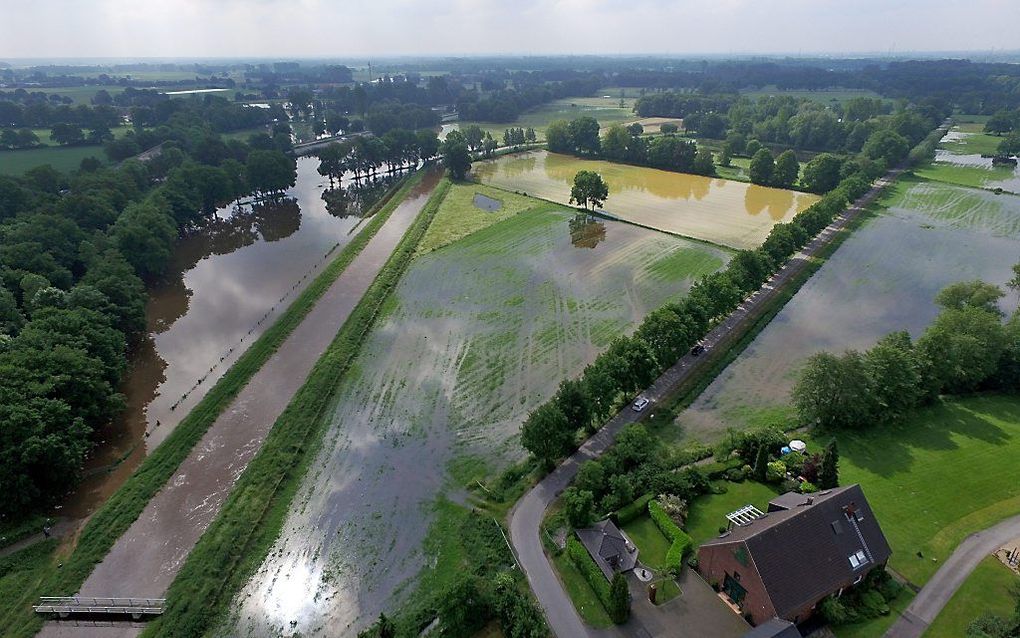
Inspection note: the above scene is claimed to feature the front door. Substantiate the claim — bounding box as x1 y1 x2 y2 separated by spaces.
723 573 747 606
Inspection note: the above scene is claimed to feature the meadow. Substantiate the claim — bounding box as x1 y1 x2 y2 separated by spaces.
457 95 639 141
218 187 730 636
474 150 819 249
923 556 1019 638
0 145 107 175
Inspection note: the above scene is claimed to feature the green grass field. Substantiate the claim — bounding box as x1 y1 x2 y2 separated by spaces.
806 395 1020 586
553 551 614 627
923 556 1018 638
685 481 780 548
416 181 550 255
914 162 1018 192
458 96 638 141
941 128 1006 157
0 145 107 175
16 85 125 105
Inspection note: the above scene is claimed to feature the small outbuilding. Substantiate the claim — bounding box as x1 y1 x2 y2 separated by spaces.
575 519 639 581
742 618 802 638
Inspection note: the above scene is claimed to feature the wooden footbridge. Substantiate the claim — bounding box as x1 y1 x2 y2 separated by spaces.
33 597 166 620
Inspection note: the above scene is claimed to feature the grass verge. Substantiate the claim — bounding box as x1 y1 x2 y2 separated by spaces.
144 176 451 638
923 556 1018 638
0 172 420 638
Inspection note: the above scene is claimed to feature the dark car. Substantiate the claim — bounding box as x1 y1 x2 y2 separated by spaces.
690 344 706 356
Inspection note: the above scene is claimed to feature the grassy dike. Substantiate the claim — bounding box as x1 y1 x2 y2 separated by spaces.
0 172 421 638
145 176 453 638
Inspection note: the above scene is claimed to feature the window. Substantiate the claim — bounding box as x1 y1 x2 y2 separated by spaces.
849 549 868 570
831 520 844 535
849 553 860 569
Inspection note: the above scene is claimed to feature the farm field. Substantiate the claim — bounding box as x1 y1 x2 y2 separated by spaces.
457 95 639 141
7 85 125 104
923 556 1019 638
217 190 730 636
678 176 1020 440
474 150 819 249
417 182 545 254
921 125 1020 192
803 395 1020 586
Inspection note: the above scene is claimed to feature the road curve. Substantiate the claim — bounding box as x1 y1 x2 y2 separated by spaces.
884 513 1020 638
37 170 442 638
509 164 908 638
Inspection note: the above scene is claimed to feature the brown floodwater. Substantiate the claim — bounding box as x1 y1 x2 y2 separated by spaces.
473 150 819 249
60 157 382 522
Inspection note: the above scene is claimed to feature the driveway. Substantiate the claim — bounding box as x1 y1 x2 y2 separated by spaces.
884 513 1020 638
508 155 919 638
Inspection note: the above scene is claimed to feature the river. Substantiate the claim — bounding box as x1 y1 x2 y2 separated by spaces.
59 156 381 522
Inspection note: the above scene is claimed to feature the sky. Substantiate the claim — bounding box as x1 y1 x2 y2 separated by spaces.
2 0 1019 59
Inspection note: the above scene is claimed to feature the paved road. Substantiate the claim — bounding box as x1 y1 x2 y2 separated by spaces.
37 170 442 638
884 513 1020 638
509 165 907 638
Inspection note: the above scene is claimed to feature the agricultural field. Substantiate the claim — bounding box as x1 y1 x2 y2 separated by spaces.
9 85 125 105
474 150 819 249
0 145 107 175
919 125 1020 192
217 188 730 636
803 395 1020 586
678 176 1020 440
457 95 639 141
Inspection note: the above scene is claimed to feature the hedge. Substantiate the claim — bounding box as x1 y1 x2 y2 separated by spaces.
612 493 654 526
701 457 747 480
566 536 612 610
648 499 694 574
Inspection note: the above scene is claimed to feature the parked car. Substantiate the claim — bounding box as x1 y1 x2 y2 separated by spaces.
632 396 650 412
690 344 707 356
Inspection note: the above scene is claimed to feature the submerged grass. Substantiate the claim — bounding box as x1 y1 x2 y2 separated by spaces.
0 173 420 638
145 177 451 638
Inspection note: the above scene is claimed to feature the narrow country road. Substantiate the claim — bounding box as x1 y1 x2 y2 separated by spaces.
509 162 911 638
37 170 442 638
884 513 1020 638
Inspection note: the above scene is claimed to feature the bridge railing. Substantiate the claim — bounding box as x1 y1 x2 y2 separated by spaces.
33 597 166 617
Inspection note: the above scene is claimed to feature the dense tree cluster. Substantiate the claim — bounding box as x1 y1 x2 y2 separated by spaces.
0 115 298 520
317 129 439 186
793 280 1020 431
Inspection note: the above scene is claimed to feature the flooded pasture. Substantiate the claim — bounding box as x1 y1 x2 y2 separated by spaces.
679 179 1020 440
473 150 818 249
220 205 729 636
928 127 1020 192
63 157 386 521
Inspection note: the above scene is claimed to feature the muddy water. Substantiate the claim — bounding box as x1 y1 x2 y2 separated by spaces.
61 157 374 521
221 209 729 637
680 184 1020 440
473 150 818 249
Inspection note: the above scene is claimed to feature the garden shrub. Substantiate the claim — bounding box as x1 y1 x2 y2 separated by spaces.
648 499 694 577
799 481 819 493
566 536 612 608
766 460 787 483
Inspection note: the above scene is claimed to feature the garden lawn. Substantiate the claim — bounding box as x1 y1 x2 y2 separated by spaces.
622 515 672 570
805 394 1020 586
552 551 613 628
685 481 780 548
416 182 552 255
923 556 1019 638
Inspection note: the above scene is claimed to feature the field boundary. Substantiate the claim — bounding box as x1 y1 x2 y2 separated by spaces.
0 172 420 638
144 177 452 637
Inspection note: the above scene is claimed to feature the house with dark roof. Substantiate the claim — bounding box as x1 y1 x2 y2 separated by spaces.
697 484 892 626
575 519 639 580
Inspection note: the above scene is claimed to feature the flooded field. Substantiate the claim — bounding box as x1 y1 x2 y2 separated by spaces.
679 176 1020 440
473 150 818 249
220 201 729 636
63 157 378 520
918 127 1020 192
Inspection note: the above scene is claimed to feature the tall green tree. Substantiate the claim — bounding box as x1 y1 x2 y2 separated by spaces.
569 170 609 211
441 130 472 180
520 403 574 466
568 117 601 156
792 351 878 430
818 439 839 489
555 378 594 434
935 280 1005 316
801 153 845 194
748 148 775 186
917 306 1008 394
562 487 595 528
773 150 800 188
753 445 769 482
608 572 631 624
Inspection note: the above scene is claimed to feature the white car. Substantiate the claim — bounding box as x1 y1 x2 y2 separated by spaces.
632 397 650 412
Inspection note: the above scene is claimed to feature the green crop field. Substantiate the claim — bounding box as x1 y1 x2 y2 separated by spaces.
805 395 1020 586
417 181 544 255
0 145 107 175
924 556 1019 638
12 85 125 105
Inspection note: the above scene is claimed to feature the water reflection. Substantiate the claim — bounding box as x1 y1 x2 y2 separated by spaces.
569 213 607 249
62 156 371 520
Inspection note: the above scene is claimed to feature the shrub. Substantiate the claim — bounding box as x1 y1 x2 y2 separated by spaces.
608 572 631 624
613 493 654 526
799 481 819 493
819 595 850 625
724 467 747 482
648 499 694 577
765 460 787 483
566 536 612 608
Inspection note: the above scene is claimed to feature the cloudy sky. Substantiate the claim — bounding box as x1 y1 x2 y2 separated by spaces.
2 0 1018 59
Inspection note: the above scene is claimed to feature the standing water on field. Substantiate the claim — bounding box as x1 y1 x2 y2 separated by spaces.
61 157 392 521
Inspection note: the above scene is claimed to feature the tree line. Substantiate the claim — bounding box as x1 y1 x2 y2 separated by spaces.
0 118 299 522
793 278 1020 431
316 129 440 185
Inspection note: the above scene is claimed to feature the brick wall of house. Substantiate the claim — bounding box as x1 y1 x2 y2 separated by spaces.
697 541 776 625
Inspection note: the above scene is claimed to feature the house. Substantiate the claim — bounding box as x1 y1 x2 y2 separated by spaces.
742 618 801 638
576 519 639 580
697 484 892 626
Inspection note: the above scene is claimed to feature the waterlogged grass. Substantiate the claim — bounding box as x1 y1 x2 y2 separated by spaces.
145 177 450 638
804 395 1020 586
940 128 1006 157
915 162 1017 191
887 175 1020 235
417 182 549 255
924 556 1019 638
0 174 419 638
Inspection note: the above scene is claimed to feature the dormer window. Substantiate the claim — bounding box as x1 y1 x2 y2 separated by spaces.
848 549 868 570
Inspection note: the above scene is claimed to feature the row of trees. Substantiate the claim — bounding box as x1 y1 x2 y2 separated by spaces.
520 161 884 466
793 278 1020 431
0 115 298 520
547 116 717 177
316 129 440 185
